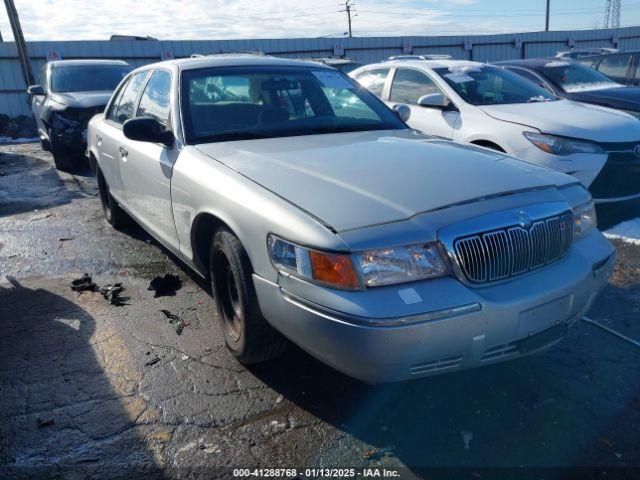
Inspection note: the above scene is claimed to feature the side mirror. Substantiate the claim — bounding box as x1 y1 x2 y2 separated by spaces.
123 117 174 148
392 103 411 122
27 84 45 96
417 93 450 109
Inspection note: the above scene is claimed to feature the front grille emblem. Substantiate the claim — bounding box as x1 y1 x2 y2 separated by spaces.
634 144 640 159
517 210 533 229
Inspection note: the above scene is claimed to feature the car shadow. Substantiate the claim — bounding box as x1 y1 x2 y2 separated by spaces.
248 280 640 473
0 277 168 479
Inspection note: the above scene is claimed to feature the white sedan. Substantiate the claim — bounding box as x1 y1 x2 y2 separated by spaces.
350 60 640 203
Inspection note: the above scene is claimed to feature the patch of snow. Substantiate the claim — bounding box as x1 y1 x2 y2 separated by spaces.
604 218 640 245
0 136 39 143
544 61 571 67
563 82 623 93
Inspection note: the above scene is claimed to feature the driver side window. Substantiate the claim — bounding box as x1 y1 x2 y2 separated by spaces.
390 69 441 104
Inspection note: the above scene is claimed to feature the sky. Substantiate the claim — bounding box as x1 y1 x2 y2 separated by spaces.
1 0 640 41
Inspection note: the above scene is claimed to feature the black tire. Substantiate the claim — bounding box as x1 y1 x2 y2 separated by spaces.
96 167 129 230
210 228 288 364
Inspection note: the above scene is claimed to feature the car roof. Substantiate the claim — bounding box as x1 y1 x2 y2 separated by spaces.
150 54 334 71
49 59 130 68
494 58 581 68
363 59 486 70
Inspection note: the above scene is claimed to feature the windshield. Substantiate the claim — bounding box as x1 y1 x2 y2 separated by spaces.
539 61 622 92
434 65 556 106
181 66 406 144
50 65 132 93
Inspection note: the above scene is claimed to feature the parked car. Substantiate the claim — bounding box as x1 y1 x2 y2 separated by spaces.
88 55 614 382
497 58 640 118
351 59 640 204
556 47 617 61
27 59 132 170
589 51 640 85
305 57 364 73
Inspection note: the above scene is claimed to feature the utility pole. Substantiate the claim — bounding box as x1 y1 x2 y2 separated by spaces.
3 0 35 85
345 0 353 38
545 0 550 31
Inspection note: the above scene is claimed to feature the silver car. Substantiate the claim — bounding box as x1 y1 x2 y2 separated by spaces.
87 55 615 382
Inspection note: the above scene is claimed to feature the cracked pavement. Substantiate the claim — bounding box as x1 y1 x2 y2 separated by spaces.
1 143 639 479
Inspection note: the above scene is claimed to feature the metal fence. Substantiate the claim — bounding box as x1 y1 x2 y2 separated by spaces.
3 25 640 117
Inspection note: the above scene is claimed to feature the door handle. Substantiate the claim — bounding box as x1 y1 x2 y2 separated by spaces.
96 134 102 143
119 145 128 157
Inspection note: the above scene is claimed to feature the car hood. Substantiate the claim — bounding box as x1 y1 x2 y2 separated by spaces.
565 86 640 111
479 99 640 142
50 91 113 108
196 130 574 232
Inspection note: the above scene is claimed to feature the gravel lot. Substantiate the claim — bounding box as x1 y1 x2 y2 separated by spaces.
1 142 639 479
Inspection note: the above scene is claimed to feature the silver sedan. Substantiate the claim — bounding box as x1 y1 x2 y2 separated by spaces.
87 55 615 382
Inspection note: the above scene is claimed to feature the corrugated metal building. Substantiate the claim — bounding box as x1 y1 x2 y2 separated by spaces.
2 26 640 116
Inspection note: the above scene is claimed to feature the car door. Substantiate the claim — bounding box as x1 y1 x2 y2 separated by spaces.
31 65 48 136
594 53 633 84
388 67 458 138
96 70 150 202
119 69 179 250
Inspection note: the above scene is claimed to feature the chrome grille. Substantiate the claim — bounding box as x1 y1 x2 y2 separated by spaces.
453 212 573 284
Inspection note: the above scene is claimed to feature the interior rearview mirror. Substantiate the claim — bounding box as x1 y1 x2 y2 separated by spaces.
27 84 45 96
417 93 450 109
123 117 174 148
392 103 411 122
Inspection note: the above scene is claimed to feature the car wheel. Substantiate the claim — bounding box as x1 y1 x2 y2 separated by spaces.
96 167 129 230
210 228 288 364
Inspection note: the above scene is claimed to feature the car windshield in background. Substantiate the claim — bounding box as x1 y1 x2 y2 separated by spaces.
181 66 406 143
434 65 557 106
51 65 132 93
539 61 622 93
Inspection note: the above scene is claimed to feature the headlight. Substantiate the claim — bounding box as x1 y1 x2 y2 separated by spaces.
268 235 361 290
523 132 604 156
573 201 597 239
268 235 448 289
355 243 447 287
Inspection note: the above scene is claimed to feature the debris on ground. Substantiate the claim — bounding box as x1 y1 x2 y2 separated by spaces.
71 273 98 292
30 212 53 221
37 418 55 429
161 309 190 335
70 274 128 306
148 274 182 297
145 356 161 367
99 283 127 306
58 237 75 242
461 431 473 450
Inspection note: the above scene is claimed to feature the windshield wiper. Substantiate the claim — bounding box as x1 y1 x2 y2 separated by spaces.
309 125 384 134
191 131 278 143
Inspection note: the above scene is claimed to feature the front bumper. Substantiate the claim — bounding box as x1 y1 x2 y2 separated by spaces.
513 146 607 191
253 232 615 382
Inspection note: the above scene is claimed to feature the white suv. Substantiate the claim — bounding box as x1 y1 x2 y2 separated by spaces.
350 60 640 203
